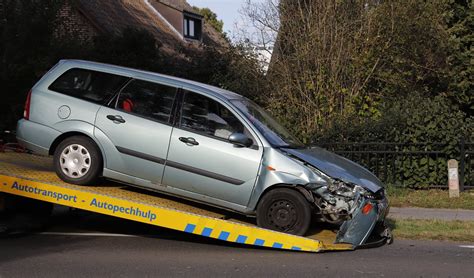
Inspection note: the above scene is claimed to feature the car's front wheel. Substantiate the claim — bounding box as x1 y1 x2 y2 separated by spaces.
256 188 311 236
53 136 102 185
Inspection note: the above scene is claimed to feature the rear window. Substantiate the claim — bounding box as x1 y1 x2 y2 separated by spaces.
48 68 128 104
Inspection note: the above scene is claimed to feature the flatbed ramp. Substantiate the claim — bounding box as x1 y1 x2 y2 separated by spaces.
0 152 353 252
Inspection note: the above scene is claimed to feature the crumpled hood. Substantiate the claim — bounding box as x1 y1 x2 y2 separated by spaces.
281 146 384 193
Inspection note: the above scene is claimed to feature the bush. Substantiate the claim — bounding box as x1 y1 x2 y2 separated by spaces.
315 93 473 188
316 94 473 144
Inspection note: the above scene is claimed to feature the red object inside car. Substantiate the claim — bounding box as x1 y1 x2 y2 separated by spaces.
122 98 134 112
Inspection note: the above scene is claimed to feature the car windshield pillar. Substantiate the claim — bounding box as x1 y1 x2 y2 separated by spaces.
230 99 305 148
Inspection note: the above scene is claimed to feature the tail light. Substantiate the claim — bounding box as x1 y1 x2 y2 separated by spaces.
23 90 32 120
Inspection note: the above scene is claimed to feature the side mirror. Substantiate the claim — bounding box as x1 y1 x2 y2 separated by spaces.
228 133 253 148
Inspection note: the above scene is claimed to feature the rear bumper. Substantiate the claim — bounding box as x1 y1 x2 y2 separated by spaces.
335 197 391 247
16 119 60 156
16 138 49 155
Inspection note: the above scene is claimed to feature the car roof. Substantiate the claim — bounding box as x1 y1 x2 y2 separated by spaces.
58 59 244 101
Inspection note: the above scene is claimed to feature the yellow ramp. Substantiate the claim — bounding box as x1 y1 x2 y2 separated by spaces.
0 152 353 253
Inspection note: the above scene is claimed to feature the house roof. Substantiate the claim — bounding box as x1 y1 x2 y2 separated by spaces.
73 0 181 53
72 0 227 53
148 0 227 48
159 0 196 13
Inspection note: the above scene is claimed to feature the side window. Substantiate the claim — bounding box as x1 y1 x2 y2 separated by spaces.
180 91 252 141
116 80 176 123
49 68 128 104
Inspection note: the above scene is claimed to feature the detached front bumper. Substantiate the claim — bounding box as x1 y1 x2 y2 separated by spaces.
335 197 392 247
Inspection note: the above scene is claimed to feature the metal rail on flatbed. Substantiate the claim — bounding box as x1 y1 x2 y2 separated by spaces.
0 152 353 252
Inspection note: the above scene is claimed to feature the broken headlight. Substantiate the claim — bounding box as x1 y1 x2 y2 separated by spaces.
304 164 373 224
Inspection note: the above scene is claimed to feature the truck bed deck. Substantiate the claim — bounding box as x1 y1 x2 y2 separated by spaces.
0 152 353 252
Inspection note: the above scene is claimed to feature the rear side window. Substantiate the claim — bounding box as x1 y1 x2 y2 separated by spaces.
49 68 128 104
116 79 177 123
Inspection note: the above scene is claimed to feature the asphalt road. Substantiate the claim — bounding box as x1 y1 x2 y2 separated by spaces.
0 209 473 278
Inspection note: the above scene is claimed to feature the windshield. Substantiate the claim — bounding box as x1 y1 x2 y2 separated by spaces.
231 99 305 148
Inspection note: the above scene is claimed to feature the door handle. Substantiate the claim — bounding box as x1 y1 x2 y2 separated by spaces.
179 137 199 146
107 115 126 124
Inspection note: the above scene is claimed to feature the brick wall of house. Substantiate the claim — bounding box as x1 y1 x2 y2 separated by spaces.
55 1 99 42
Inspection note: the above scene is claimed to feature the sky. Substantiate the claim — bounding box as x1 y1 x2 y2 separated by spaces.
187 0 274 68
187 0 264 35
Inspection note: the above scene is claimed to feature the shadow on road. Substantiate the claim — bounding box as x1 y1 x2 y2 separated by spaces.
0 206 291 264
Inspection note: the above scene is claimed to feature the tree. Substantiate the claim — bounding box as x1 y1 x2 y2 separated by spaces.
0 0 62 130
242 0 390 141
193 6 224 34
445 0 473 116
239 0 472 143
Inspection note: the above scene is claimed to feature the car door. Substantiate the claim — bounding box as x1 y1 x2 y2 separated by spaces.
94 79 177 186
162 90 263 206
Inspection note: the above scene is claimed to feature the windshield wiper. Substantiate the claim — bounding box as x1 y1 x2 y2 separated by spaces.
276 144 306 149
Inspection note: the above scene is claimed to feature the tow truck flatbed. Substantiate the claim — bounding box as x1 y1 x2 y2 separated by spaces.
0 152 354 252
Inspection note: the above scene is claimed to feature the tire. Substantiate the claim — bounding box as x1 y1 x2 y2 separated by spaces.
53 136 102 185
256 188 311 236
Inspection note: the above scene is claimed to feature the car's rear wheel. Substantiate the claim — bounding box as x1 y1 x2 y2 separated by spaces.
256 188 311 236
53 136 102 185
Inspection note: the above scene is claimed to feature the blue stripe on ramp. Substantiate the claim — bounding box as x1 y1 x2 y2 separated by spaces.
272 242 283 248
236 235 247 243
254 239 265 246
291 246 302 251
184 224 196 233
218 231 230 240
201 227 213 237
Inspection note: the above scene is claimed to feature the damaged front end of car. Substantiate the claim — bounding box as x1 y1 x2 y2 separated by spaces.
281 147 393 248
305 177 392 247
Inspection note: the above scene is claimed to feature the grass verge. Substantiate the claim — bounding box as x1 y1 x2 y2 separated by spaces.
387 218 474 242
387 187 474 210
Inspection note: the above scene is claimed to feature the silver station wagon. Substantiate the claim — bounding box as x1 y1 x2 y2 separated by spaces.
17 60 391 246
